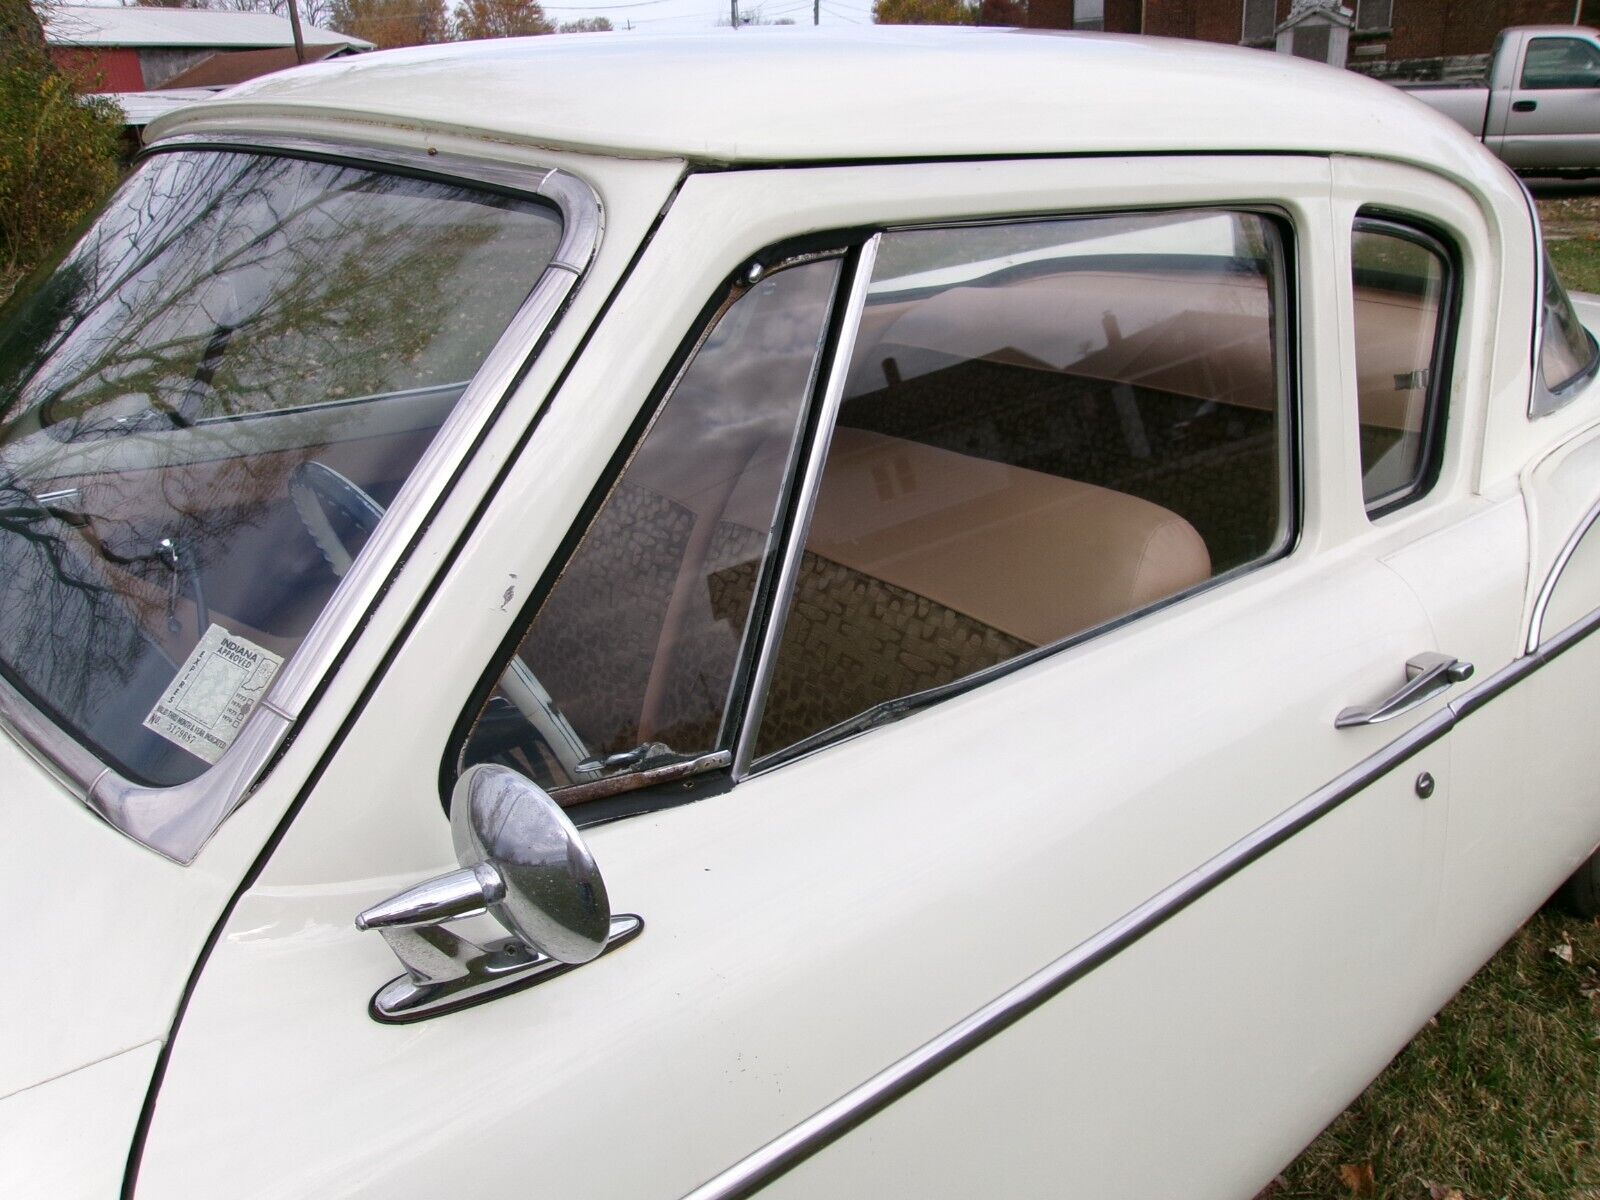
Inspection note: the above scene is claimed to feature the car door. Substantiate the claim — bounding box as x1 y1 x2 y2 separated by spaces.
131 156 1455 1200
1499 33 1600 171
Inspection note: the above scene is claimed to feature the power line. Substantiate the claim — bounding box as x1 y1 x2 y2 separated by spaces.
818 1 863 20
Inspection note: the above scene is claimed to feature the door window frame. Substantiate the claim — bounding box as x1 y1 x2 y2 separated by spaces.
1350 211 1461 519
445 204 1306 820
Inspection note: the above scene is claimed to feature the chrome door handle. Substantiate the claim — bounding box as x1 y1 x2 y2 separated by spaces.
1335 652 1474 729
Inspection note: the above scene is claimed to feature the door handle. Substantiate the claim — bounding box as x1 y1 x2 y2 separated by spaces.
1513 99 1538 113
1335 652 1474 729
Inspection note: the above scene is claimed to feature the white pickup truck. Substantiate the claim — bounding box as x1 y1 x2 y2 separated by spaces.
1401 25 1600 174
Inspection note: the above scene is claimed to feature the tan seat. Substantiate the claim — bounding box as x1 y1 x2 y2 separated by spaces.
805 428 1212 647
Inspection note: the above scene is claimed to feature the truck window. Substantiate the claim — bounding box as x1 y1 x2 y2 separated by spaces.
1521 37 1600 90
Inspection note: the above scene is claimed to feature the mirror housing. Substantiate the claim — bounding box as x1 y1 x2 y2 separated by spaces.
450 763 612 964
355 765 641 1023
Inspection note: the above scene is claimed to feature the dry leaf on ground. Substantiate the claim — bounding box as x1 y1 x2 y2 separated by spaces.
1338 1162 1377 1197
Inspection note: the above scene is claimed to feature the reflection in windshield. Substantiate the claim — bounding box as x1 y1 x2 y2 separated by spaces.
0 150 561 786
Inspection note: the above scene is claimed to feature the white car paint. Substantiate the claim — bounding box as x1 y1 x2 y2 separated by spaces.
5 27 1600 1200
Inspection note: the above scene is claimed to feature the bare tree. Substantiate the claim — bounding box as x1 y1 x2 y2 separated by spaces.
455 0 551 40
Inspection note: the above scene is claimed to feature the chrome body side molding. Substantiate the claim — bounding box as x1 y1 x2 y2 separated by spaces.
1525 491 1600 653
680 598 1600 1200
0 135 603 866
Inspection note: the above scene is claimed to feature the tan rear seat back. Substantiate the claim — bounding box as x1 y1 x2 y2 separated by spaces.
805 428 1212 648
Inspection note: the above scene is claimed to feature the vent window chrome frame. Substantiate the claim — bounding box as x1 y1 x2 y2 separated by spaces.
0 133 603 865
1520 176 1600 418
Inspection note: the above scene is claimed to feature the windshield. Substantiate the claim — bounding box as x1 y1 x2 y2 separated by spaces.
0 148 562 787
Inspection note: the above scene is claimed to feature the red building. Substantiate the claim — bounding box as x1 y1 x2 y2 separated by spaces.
43 5 372 94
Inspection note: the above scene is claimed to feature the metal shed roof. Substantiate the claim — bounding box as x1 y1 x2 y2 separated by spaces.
44 6 373 51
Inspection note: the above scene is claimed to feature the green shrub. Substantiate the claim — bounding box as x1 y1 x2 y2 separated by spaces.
0 0 123 278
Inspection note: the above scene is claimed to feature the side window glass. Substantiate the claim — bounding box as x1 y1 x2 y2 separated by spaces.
753 210 1293 762
458 257 841 800
1521 37 1600 90
1350 219 1452 513
1538 246 1598 405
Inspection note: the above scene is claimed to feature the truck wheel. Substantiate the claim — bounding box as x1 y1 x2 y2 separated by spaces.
1551 847 1600 918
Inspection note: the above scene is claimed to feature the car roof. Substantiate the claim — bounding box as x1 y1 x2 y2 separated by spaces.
149 26 1494 177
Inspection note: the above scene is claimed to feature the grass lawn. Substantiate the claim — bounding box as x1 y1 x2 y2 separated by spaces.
1541 193 1600 296
1267 914 1600 1199
1266 194 1600 1200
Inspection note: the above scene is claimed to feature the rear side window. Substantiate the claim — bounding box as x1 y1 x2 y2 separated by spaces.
1350 218 1453 513
752 210 1294 761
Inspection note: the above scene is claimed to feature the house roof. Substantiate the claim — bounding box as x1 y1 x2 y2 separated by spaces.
44 6 374 51
148 26 1498 182
102 88 229 129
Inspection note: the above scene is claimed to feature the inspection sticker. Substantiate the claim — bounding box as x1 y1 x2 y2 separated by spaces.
143 624 283 765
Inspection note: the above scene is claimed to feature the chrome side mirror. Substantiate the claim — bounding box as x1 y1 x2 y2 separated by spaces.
356 764 642 1023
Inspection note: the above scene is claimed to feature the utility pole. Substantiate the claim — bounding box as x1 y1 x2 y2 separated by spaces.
730 0 739 25
813 0 819 23
285 0 307 63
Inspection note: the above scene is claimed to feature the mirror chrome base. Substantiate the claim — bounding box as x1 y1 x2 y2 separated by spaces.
369 914 643 1025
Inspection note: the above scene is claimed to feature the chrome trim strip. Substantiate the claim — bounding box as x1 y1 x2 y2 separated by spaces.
0 134 603 865
681 704 1457 1200
1447 654 1531 722
0 681 110 793
1534 591 1600 662
687 590 1600 1199
1525 492 1600 653
732 235 881 779
145 133 555 207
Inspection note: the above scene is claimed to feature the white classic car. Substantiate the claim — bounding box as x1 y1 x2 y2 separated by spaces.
4 26 1600 1200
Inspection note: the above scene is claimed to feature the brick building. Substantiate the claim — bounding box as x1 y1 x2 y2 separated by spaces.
1022 0 1600 71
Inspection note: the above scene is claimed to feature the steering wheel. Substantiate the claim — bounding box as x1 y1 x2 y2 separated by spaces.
288 461 385 579
288 459 596 781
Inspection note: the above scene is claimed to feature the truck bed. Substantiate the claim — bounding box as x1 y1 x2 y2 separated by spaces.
1399 84 1489 137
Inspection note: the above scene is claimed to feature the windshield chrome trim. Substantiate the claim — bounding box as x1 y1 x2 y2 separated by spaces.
0 134 603 865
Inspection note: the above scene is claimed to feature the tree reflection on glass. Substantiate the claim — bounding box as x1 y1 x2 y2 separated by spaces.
0 150 561 786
